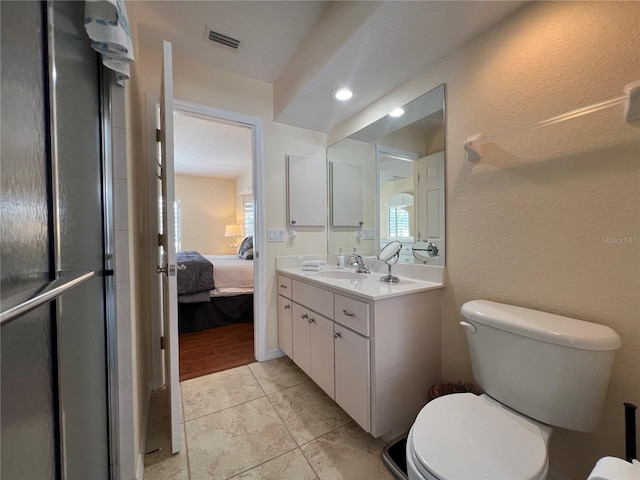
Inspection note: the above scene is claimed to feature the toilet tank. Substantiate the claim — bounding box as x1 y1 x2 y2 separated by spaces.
460 300 621 432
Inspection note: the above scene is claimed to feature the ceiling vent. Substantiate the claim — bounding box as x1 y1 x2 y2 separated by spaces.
204 27 241 51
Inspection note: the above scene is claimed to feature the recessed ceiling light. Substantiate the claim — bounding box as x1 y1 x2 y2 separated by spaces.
331 87 354 102
389 108 405 118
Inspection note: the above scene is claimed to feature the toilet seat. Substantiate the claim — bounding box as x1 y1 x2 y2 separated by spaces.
410 393 548 480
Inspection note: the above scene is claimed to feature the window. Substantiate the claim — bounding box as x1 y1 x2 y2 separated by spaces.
386 193 413 239
389 207 410 238
243 197 254 237
158 197 182 252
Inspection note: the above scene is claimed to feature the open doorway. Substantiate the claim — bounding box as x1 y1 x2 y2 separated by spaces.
170 109 256 381
147 94 266 394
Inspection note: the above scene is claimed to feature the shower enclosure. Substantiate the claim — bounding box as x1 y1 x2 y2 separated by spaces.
1 1 118 478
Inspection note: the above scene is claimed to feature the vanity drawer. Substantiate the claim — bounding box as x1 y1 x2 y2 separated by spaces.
292 280 334 319
277 275 292 298
335 294 369 337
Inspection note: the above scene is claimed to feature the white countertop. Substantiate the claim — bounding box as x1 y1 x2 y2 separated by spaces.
277 265 444 301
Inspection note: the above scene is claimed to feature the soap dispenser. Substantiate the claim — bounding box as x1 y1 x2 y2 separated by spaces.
337 248 345 269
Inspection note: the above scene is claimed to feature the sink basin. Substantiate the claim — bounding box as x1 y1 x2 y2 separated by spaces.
316 270 368 280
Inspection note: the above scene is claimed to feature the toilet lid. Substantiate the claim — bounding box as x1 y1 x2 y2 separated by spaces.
412 393 547 480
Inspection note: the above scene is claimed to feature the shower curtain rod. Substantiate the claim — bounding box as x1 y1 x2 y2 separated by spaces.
464 80 640 161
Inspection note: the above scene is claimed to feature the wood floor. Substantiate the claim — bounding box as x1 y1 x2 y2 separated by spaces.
178 323 255 382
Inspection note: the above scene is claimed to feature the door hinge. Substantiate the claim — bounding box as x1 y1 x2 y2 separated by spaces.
156 128 162 142
158 233 164 246
160 336 165 350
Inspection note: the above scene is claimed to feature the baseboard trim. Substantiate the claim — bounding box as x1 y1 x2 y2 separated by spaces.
137 380 153 480
265 347 284 361
136 452 144 480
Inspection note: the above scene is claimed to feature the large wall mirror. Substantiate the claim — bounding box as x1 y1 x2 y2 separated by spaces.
327 84 445 266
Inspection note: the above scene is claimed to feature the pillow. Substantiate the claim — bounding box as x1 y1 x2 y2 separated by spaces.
238 236 253 259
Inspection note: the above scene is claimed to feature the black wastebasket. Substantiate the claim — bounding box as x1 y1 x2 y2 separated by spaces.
382 433 408 479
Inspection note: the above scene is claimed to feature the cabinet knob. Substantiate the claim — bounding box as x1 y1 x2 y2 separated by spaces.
284 304 290 310
342 309 356 317
301 313 308 319
359 221 363 226
291 219 297 225
280 284 288 289
333 331 342 339
308 317 315 324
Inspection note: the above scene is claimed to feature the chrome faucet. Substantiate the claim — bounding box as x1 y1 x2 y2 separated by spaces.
350 254 370 274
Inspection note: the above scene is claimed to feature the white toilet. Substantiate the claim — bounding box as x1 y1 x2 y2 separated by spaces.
407 300 622 480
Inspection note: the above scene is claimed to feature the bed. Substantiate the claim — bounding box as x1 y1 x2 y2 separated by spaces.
177 244 254 333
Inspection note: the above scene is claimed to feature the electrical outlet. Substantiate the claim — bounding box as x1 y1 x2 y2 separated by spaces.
267 228 285 242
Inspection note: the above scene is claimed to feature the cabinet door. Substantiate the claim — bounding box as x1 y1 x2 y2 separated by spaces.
291 303 311 376
287 155 326 226
334 326 370 432
277 295 293 358
309 313 335 398
330 162 363 227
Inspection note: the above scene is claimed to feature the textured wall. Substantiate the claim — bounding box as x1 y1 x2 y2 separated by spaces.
331 2 640 478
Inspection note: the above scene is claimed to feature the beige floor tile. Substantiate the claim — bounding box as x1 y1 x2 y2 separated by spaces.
248 356 310 394
231 448 319 480
181 365 264 421
186 396 297 479
301 422 394 480
144 423 189 480
268 381 351 446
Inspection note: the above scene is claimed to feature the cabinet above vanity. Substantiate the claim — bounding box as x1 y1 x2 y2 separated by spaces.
276 266 443 438
286 154 326 227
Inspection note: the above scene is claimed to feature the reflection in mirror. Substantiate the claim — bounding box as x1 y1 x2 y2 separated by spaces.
327 84 446 266
330 162 363 227
412 240 440 264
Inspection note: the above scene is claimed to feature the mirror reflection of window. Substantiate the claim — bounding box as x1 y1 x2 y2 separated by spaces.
386 193 413 239
389 207 409 238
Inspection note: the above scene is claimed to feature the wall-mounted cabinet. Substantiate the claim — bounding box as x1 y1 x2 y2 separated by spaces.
330 162 363 227
286 155 326 227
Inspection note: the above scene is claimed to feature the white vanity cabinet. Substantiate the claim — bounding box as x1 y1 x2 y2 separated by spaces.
334 322 370 431
277 276 293 357
276 272 442 438
291 303 335 398
277 295 293 358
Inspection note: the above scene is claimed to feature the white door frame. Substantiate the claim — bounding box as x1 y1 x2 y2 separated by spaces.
146 94 266 389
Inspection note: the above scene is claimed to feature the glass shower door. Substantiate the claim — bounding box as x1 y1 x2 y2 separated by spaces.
1 1 60 477
1 2 112 478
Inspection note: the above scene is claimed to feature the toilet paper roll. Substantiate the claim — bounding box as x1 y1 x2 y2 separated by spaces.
587 457 640 480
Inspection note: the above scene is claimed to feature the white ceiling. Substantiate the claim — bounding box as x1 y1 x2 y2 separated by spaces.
173 111 252 178
134 1 328 84
134 1 525 176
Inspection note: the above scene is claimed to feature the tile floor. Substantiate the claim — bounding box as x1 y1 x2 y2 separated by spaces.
144 356 396 480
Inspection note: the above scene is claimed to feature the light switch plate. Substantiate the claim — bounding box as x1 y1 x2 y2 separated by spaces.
267 228 286 242
362 229 375 240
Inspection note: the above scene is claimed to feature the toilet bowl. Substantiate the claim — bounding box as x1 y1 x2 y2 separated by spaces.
407 300 621 480
407 393 551 480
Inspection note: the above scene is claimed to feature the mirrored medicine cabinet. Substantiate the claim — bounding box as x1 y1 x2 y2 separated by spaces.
327 84 446 266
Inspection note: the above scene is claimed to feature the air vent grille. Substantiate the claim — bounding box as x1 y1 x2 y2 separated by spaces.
207 29 241 50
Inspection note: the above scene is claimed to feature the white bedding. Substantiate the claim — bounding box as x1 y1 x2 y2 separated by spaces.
203 255 254 294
